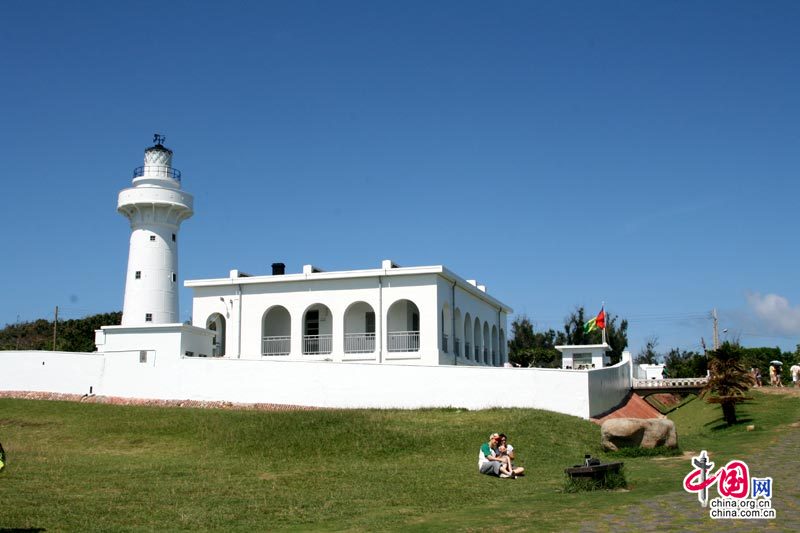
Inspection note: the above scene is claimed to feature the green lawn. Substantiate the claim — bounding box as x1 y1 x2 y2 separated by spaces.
0 390 796 531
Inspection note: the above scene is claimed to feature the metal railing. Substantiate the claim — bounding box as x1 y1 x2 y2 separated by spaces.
133 165 182 182
262 336 290 356
442 333 448 353
344 333 375 354
387 331 420 352
303 334 332 355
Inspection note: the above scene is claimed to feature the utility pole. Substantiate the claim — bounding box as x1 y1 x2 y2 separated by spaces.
53 306 58 351
712 308 719 351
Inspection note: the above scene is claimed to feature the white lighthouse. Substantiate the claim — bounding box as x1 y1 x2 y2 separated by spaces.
118 135 193 326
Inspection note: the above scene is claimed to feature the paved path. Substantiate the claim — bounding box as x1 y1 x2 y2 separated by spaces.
579 390 799 532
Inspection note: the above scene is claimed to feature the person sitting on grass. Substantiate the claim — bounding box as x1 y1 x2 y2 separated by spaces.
496 433 525 477
478 433 514 478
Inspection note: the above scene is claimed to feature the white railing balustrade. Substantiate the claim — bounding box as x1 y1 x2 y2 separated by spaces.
387 331 420 352
262 336 291 356
633 377 708 389
344 333 375 354
303 334 333 355
442 333 448 353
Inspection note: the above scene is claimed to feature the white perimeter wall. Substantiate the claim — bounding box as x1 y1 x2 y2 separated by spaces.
0 351 631 419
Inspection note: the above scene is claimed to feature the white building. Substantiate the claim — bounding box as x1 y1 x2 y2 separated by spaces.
97 137 511 367
187 261 511 366
556 343 612 370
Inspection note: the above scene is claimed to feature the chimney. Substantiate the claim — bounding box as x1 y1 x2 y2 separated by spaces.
271 263 285 276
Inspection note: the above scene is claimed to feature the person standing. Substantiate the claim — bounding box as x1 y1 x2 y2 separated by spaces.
790 363 800 388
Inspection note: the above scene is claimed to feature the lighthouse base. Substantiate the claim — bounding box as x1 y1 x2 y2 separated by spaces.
95 324 215 359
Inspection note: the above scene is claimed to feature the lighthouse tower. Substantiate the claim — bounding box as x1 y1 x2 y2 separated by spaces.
118 135 193 326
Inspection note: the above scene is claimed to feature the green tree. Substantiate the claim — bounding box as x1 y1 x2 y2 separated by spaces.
507 316 560 368
635 336 660 365
556 307 629 364
0 312 122 352
663 348 706 378
701 342 753 425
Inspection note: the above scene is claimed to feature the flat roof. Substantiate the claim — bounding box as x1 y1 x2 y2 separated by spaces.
185 264 512 313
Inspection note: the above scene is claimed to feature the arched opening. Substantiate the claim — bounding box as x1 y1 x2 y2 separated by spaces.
441 303 451 353
344 301 376 353
483 322 490 364
491 325 499 366
473 317 481 362
387 299 420 352
464 313 472 360
500 328 506 361
453 308 462 357
262 306 291 356
206 313 226 357
303 304 333 355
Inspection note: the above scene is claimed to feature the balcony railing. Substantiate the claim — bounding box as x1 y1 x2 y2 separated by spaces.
442 333 448 353
454 338 461 357
262 336 290 356
303 334 332 355
133 165 182 182
344 333 375 354
388 331 420 352
465 342 471 359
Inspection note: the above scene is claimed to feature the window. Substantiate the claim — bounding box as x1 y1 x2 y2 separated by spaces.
150 235 156 241
135 271 141 279
172 233 176 242
139 350 147 363
365 311 375 334
145 313 152 322
573 353 592 368
171 273 176 282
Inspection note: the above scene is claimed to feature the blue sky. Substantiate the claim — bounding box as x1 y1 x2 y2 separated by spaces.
1 1 798 356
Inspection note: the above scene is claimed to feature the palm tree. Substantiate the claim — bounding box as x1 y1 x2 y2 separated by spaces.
701 342 754 425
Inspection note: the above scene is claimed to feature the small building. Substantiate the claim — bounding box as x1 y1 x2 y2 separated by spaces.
556 343 612 370
635 363 666 380
186 260 512 366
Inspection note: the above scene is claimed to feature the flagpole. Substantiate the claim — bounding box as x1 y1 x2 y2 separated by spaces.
601 301 606 345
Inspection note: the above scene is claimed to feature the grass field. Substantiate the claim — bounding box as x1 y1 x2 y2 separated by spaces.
0 389 797 531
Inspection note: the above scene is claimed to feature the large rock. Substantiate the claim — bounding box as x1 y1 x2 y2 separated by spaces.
600 418 677 451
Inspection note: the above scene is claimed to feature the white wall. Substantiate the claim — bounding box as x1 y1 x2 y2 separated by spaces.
0 351 105 396
587 361 632 417
1 350 631 419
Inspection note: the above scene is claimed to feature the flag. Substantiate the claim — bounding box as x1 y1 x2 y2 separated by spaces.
584 307 606 334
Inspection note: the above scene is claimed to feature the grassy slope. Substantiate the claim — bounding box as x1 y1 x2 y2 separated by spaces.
0 390 797 531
